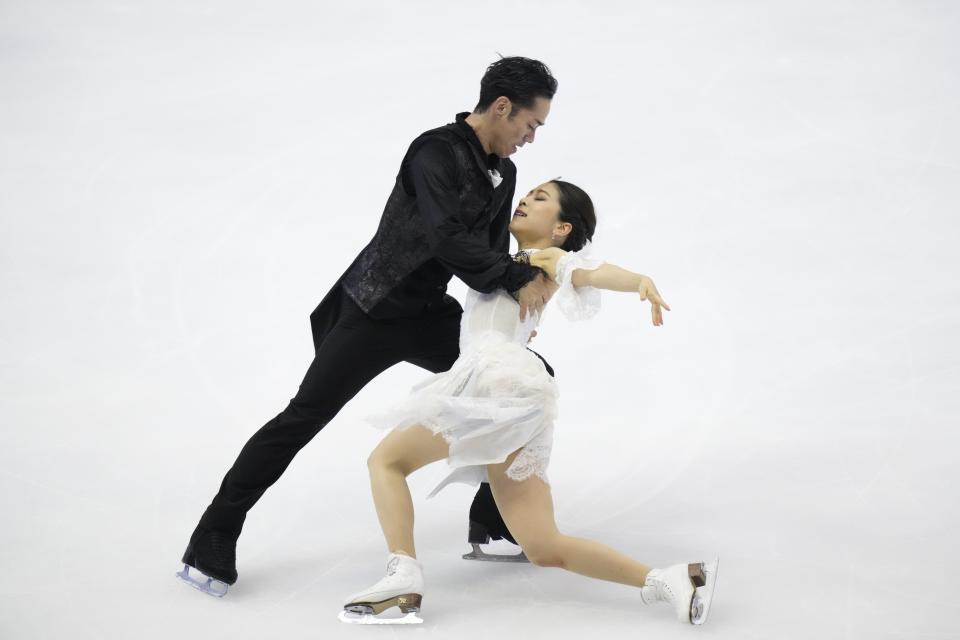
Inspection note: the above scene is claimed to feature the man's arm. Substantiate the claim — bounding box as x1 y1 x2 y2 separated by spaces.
407 139 540 293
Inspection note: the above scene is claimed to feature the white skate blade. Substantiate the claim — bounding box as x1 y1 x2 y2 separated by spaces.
690 557 719 625
338 609 423 625
175 564 229 598
462 542 529 563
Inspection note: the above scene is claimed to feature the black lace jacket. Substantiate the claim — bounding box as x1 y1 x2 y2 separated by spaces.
320 114 539 324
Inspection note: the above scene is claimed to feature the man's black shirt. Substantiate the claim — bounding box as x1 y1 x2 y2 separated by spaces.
367 112 540 318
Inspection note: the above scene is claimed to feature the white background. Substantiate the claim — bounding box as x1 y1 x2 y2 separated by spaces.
2 1 958 638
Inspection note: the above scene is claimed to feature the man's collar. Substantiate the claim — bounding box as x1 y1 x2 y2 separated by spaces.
454 111 502 172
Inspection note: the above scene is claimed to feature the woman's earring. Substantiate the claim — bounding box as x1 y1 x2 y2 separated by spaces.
551 231 557 240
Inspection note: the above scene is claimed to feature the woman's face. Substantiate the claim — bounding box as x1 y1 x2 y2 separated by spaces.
509 181 570 245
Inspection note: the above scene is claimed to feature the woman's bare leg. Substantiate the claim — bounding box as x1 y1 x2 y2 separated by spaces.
487 449 652 588
366 425 450 559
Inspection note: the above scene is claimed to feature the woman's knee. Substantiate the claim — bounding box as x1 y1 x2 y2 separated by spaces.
368 426 449 476
521 535 566 568
367 445 407 475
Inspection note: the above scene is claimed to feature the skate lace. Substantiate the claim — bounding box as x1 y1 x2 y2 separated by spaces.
642 571 674 605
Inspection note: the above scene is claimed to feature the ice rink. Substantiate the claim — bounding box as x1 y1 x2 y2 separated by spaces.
2 1 958 638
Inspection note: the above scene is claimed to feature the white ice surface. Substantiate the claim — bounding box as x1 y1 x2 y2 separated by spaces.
2 1 959 638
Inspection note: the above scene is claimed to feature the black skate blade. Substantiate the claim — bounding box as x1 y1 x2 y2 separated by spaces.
176 564 229 597
462 542 529 563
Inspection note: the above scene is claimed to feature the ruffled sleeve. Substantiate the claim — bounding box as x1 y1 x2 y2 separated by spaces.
551 240 606 321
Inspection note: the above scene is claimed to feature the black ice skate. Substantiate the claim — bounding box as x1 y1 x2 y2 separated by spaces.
462 483 529 563
175 529 238 598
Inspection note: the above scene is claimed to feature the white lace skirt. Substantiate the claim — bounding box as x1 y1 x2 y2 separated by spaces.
363 333 559 498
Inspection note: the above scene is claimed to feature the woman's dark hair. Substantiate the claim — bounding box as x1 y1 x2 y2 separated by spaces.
474 55 558 114
550 179 597 251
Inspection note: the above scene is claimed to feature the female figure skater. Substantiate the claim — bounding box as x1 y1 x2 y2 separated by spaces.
338 179 718 626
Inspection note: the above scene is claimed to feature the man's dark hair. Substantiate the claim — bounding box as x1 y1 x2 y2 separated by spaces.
550 179 597 252
474 55 558 114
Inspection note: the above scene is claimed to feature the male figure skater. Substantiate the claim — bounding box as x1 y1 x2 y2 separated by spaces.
177 56 560 596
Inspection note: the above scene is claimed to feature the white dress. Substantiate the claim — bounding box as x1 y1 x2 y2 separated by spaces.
364 241 606 498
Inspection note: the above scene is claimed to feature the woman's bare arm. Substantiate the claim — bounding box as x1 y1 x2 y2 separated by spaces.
582 263 671 325
572 263 645 291
529 248 670 325
529 249 645 291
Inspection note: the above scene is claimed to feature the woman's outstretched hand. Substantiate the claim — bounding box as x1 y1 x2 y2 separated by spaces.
638 276 670 326
529 247 566 281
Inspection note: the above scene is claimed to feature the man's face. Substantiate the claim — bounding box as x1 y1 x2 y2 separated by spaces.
492 96 551 158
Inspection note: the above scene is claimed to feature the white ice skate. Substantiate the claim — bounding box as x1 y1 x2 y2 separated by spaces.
640 558 719 625
338 552 425 625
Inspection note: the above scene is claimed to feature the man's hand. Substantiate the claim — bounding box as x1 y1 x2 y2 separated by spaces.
517 271 559 321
